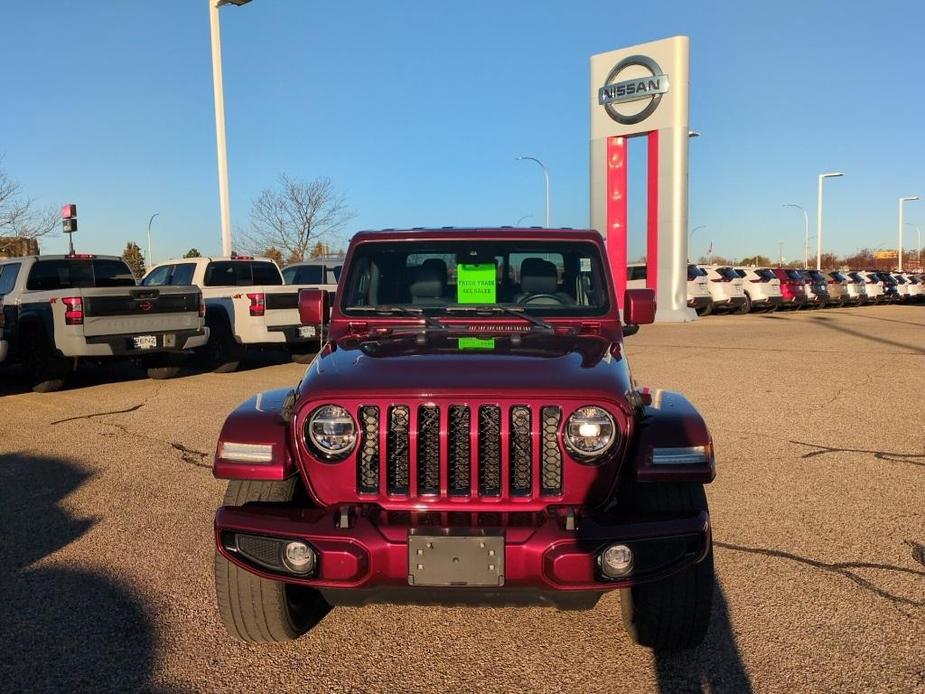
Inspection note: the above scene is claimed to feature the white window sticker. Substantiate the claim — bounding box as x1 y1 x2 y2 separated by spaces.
580 258 592 272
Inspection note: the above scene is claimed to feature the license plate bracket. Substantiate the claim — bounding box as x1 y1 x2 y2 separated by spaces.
408 533 504 587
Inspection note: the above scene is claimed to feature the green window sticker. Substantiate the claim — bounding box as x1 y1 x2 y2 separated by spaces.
457 337 496 350
457 263 496 304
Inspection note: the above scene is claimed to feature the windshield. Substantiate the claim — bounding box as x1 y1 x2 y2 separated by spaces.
340 240 610 316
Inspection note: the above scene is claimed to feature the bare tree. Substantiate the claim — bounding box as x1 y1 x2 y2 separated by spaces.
0 159 57 255
242 174 353 263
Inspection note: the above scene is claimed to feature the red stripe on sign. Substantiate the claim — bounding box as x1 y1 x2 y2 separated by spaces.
646 130 659 292
606 136 628 307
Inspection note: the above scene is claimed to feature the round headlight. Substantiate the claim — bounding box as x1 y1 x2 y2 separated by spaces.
306 405 357 460
564 406 616 460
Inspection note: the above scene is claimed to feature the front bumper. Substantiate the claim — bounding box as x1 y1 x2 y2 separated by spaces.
753 296 784 308
215 505 710 597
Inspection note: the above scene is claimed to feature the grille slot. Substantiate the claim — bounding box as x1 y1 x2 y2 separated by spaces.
357 406 380 494
447 405 471 496
417 405 440 495
540 407 563 495
387 406 410 494
478 405 502 496
509 406 532 496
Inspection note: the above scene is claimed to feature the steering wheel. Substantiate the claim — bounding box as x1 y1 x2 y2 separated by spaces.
517 293 567 306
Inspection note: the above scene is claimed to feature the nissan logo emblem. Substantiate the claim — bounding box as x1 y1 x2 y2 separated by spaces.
598 55 669 125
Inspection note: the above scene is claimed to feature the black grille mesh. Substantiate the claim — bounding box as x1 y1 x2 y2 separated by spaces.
478 405 502 496
509 406 532 496
448 406 471 496
540 406 562 495
417 405 440 495
387 406 410 494
358 406 379 493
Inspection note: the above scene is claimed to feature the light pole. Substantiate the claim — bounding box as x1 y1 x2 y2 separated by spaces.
898 196 918 272
783 203 810 268
689 224 705 237
905 222 921 269
515 156 550 228
209 0 252 257
514 214 532 227
147 212 159 267
816 172 844 270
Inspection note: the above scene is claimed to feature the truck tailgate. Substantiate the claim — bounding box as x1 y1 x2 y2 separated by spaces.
81 286 201 337
262 284 332 327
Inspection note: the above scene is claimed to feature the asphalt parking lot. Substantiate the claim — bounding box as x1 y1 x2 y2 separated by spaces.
1 304 922 693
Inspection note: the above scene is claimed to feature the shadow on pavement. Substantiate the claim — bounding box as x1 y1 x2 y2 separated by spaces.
0 452 168 692
807 314 925 354
653 579 752 693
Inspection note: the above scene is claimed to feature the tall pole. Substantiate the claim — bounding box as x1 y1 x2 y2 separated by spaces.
209 0 233 256
778 242 784 267
816 172 844 270
904 222 921 269
783 204 809 268
147 212 159 267
898 196 919 272
516 156 550 227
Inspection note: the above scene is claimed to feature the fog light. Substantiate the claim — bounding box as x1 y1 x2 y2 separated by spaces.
601 544 633 578
282 541 316 575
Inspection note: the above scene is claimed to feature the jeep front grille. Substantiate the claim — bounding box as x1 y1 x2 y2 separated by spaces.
373 403 563 499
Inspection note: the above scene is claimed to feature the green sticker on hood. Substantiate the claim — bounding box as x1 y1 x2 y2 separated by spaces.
457 263 496 304
458 337 496 350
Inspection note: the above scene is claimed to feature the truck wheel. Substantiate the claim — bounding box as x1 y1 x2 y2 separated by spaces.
695 301 712 317
202 314 244 373
23 328 68 393
620 483 714 651
214 479 330 642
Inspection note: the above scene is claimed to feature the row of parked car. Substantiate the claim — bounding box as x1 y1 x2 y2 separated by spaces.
679 265 923 315
0 252 339 392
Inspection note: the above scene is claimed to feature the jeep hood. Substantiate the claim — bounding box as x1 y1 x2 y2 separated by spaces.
297 333 635 412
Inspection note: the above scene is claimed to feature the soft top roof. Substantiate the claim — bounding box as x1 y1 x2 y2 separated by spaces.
350 228 602 243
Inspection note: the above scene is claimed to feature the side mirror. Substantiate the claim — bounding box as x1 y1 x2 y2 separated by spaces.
298 288 329 326
624 288 656 326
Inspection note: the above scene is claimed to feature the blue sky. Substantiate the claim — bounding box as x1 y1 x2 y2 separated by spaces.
1 1 923 264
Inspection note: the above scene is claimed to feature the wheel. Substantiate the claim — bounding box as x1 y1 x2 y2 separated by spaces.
200 313 245 373
620 483 714 651
214 479 331 643
695 301 713 317
22 327 68 393
737 293 751 314
143 353 184 380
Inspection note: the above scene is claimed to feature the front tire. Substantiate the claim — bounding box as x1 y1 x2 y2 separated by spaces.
620 483 714 651
214 479 330 642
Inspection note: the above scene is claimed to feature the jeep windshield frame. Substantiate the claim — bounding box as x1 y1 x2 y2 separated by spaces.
339 239 612 318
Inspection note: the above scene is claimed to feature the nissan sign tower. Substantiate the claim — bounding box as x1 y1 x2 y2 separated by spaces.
590 36 693 321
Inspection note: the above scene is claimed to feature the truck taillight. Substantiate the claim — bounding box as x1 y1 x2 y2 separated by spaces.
247 292 265 317
62 296 84 325
198 295 205 317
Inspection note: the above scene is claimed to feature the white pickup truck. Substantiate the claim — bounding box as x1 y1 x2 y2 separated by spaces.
0 254 207 391
142 255 320 372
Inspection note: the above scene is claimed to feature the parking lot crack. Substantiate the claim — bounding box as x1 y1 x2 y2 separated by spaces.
170 442 211 468
50 403 145 425
715 540 925 611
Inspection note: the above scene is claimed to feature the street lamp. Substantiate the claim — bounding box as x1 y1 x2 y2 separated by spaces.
514 214 532 227
147 212 160 267
898 196 918 272
689 224 705 237
209 0 253 257
515 156 550 228
905 222 921 269
816 172 844 270
783 203 810 268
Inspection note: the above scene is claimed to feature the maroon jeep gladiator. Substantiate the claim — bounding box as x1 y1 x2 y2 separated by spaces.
211 228 715 650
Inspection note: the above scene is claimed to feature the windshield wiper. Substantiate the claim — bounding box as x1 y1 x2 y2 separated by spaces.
348 305 445 331
443 305 553 331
